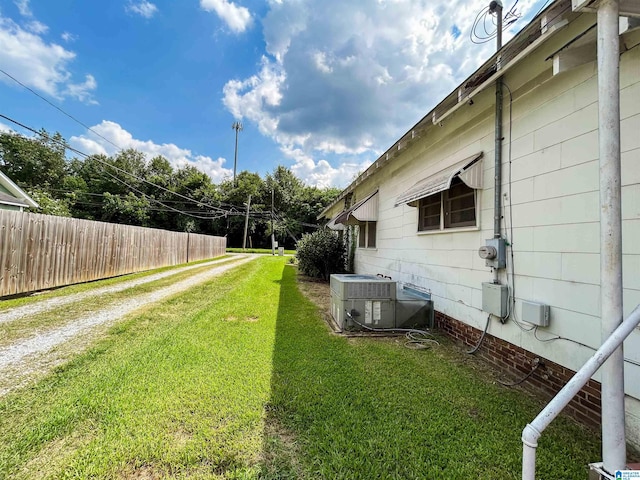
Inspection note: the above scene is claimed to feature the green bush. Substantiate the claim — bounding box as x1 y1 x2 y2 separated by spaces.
296 229 346 280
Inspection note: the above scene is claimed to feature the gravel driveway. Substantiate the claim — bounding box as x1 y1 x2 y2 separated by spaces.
0 254 258 396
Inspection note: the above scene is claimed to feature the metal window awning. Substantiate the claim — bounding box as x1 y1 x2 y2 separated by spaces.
334 191 378 226
326 212 346 230
394 152 484 207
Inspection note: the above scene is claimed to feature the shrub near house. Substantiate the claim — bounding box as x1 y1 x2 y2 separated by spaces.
296 229 346 280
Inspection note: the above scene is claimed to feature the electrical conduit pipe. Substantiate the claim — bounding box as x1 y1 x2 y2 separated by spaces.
521 304 640 480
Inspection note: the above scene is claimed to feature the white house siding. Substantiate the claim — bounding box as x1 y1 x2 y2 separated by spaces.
350 21 640 443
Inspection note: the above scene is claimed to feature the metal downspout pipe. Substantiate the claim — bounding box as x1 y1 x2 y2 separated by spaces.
493 1 504 284
598 0 626 473
522 306 640 480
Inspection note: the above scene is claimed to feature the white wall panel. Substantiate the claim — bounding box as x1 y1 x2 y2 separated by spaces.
533 222 600 253
513 251 562 280
532 160 598 201
623 255 640 291
621 114 640 152
622 184 640 220
511 191 600 227
623 219 640 254
561 252 600 285
560 130 599 168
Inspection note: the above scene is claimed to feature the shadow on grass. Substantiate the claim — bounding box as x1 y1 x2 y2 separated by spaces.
260 263 600 480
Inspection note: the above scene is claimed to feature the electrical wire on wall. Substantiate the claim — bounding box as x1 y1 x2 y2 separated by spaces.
345 311 440 350
500 80 535 332
470 0 522 45
466 314 491 354
497 358 542 386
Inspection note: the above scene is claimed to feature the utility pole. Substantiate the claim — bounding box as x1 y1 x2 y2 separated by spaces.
271 188 275 255
242 194 251 251
231 121 243 185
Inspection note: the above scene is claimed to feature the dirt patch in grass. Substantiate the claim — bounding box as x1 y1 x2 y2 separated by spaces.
295 273 330 315
19 421 97 480
223 315 259 323
116 464 166 480
294 271 336 335
260 415 305 479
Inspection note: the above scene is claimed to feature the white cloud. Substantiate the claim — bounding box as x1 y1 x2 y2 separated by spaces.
0 15 97 103
70 121 233 184
64 74 98 105
25 20 47 33
14 0 31 17
283 146 371 189
125 1 158 19
0 121 13 133
223 57 284 136
61 32 77 43
200 0 252 33
223 0 547 187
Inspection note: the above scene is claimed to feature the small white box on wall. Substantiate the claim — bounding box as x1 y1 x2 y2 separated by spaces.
522 300 550 327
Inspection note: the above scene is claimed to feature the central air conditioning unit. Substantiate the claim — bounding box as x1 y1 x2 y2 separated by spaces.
330 274 396 330
330 274 434 331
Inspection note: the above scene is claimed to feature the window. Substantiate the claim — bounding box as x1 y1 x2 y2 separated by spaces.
358 221 377 248
418 177 477 232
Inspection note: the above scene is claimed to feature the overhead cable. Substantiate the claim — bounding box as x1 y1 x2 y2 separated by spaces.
0 112 227 214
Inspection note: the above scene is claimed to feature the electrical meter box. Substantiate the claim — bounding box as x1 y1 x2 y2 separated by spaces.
479 238 506 269
482 282 508 317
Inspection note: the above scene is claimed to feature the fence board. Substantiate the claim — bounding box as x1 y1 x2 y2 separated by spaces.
0 210 226 297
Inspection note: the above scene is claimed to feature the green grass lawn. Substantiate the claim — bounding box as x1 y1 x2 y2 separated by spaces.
226 248 296 255
0 255 232 312
0 257 599 479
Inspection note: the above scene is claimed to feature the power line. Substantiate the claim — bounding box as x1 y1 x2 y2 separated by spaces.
0 112 228 215
0 68 123 152
101 168 228 221
0 69 234 214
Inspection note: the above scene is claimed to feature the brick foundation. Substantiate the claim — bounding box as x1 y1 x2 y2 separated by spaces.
435 311 602 429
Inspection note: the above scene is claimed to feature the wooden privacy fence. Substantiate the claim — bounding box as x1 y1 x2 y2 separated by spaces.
0 210 226 297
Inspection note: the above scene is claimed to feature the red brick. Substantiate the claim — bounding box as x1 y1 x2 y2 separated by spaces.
434 310 602 429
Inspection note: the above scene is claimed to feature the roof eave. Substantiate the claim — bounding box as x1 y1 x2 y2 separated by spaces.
0 170 39 208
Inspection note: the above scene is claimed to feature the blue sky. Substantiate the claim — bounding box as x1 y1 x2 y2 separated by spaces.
0 0 549 188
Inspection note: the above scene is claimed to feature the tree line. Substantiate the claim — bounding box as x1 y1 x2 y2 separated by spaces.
0 130 341 249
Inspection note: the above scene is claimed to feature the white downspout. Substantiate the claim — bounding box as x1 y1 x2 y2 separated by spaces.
597 0 625 473
521 306 640 480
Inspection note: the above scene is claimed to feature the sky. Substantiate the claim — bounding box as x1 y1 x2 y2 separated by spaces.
0 0 550 188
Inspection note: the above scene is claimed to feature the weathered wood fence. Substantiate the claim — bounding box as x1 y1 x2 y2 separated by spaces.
0 210 226 297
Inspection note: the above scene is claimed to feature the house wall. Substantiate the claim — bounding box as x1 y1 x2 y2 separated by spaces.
0 203 21 212
0 181 25 211
351 19 640 445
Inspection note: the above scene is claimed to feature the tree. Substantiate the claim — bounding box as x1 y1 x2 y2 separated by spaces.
265 166 340 249
26 189 73 217
0 130 68 191
0 129 341 245
102 192 151 226
217 171 267 246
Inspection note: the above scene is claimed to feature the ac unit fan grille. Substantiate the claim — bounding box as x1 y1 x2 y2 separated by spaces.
346 282 393 299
